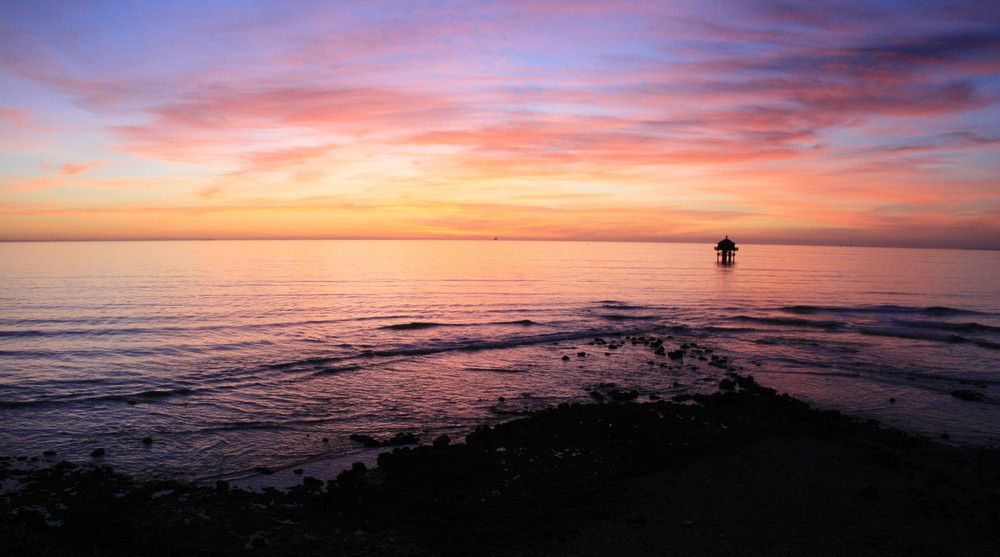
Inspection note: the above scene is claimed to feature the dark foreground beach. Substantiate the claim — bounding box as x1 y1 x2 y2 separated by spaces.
3 373 999 556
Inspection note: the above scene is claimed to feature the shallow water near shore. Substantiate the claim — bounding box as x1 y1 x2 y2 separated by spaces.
2 240 999 480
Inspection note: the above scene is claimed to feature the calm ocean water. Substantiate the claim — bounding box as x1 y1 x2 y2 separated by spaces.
2 240 999 480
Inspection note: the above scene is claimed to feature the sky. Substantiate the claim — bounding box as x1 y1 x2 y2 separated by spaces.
1 1 998 248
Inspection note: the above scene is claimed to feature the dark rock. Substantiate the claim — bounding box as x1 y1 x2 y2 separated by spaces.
352 462 368 475
90 448 105 458
336 468 358 485
608 389 638 402
302 476 323 490
951 390 984 402
498 396 506 402
215 479 229 491
889 398 896 403
386 432 419 446
589 391 606 402
709 355 730 368
433 434 451 448
377 452 396 468
719 379 736 390
577 352 587 357
142 437 153 445
350 434 382 448
293 468 304 475
351 432 418 447
43 450 57 457
562 355 570 361
255 466 274 475
322 437 329 443
667 349 684 359
465 425 492 447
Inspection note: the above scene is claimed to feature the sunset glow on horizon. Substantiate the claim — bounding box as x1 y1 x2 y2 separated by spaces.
2 1 998 248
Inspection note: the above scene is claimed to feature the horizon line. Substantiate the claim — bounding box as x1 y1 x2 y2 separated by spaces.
0 237 995 251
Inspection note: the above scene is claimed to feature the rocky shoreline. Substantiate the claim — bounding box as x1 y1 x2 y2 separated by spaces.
3 374 1000 556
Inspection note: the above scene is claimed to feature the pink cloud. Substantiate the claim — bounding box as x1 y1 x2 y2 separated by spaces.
0 107 32 128
43 161 107 176
0 106 59 135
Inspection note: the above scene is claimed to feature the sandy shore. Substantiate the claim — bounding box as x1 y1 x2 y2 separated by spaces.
3 374 999 556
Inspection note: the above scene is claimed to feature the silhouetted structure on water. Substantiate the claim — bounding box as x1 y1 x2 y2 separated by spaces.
715 236 738 263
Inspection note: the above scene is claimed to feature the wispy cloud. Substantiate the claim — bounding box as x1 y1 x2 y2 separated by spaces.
44 161 107 176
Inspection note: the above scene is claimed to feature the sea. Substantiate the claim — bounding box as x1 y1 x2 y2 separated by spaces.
2 240 998 482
